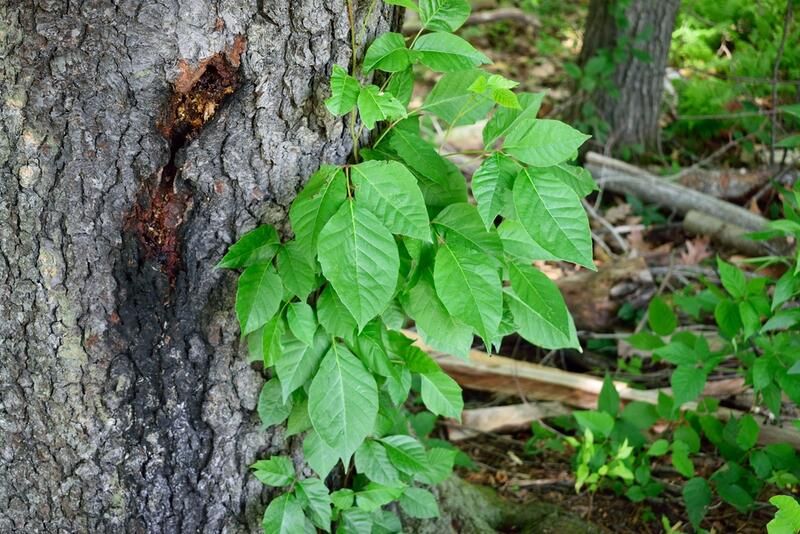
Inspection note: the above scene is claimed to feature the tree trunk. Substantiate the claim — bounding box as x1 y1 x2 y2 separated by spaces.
578 0 679 150
0 2 396 532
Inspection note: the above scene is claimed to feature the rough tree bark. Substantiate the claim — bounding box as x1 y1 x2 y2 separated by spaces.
0 1 396 532
578 0 680 150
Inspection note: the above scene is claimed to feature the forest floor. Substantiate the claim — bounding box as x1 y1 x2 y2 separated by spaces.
405 1 800 531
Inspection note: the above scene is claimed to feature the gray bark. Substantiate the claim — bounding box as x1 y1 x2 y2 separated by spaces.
0 1 395 532
578 0 680 150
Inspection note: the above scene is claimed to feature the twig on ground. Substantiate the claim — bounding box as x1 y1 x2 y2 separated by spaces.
583 199 630 253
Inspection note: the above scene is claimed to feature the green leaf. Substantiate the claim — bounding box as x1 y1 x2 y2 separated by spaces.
490 87 520 109
358 85 406 129
419 0 470 31
331 488 355 510
674 425 701 453
433 202 503 261
653 341 695 366
276 241 316 300
317 200 400 331
671 441 694 477
497 219 559 263
354 322 395 378
247 327 265 364
397 343 440 374
236 263 282 335
385 0 419 11
325 65 361 116
544 163 598 198
573 410 614 438
504 119 591 167
290 166 347 259
275 328 330 402
717 257 747 299
433 243 502 346
257 378 292 429
620 401 658 430
647 296 677 336
781 103 800 119
416 447 457 485
768 495 800 534
627 331 664 350
739 300 761 339
483 92 544 147
422 70 494 126
716 481 754 512
420 370 463 420
261 315 285 367
356 483 405 512
355 440 403 487
296 478 332 531
262 493 306 534
351 160 431 241
303 430 339 479
252 456 295 487
386 119 468 212
399 487 440 518
472 152 518 228
363 32 410 73
715 298 742 338
381 435 428 475
683 477 711 530
217 225 280 269
286 398 312 436
412 32 490 72
287 302 316 346
736 414 760 450
402 275 473 359
598 374 620 417
512 169 594 269
647 439 670 457
776 135 800 149
386 67 414 107
309 343 379 462
317 285 358 341
338 508 374 534
671 365 707 406
762 309 800 332
505 262 579 350
372 510 403 534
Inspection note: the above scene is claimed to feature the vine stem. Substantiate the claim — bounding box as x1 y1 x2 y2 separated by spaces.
345 0 360 161
353 28 426 151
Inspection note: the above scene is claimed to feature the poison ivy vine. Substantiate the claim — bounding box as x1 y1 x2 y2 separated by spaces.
219 0 595 531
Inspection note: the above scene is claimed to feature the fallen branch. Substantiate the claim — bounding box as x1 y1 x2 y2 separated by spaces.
682 209 770 257
584 151 769 232
402 330 800 448
448 402 571 441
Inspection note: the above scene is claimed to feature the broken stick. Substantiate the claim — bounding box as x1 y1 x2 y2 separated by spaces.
584 151 769 232
402 329 800 449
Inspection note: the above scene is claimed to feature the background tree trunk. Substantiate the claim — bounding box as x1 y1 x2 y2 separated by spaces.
578 0 680 150
0 2 396 532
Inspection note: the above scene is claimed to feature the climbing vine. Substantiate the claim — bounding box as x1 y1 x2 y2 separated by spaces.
218 0 595 530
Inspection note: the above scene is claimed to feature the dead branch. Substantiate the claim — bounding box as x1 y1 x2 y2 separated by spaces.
448 402 571 441
403 330 800 449
584 151 770 232
682 210 770 257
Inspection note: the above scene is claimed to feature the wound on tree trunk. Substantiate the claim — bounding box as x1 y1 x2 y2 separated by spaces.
127 36 245 283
